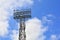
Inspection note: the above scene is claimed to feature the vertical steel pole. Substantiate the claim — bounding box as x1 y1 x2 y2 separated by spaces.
19 18 26 40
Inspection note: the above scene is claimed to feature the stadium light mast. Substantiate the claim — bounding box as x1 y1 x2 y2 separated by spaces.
13 9 31 40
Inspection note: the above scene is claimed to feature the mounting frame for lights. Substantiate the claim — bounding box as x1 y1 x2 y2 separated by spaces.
13 9 31 19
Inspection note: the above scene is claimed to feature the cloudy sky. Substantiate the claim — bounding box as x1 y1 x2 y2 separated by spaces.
0 0 60 40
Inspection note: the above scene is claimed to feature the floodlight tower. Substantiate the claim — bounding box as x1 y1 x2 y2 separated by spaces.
13 9 31 40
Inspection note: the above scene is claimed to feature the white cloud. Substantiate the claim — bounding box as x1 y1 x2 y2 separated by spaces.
0 0 34 37
26 18 47 40
42 14 55 27
11 18 47 40
50 35 60 40
0 7 9 36
10 30 19 40
42 16 53 24
50 35 57 40
0 21 9 36
0 0 33 10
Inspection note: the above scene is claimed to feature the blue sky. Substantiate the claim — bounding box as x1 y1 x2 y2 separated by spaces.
32 0 60 40
0 0 60 40
32 0 60 39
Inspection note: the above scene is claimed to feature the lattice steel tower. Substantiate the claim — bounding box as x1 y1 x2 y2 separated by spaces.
13 9 31 40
